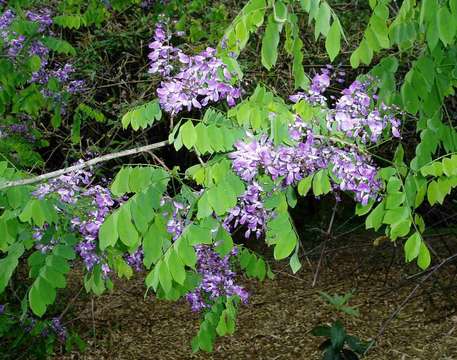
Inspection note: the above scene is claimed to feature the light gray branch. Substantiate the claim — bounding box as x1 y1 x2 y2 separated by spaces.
0 140 169 191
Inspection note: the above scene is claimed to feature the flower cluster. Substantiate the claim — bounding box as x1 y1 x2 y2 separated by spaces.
32 161 92 204
228 72 398 221
148 23 241 114
0 121 36 142
159 197 248 311
50 317 68 342
32 224 58 254
32 165 115 274
162 197 189 240
326 79 401 143
0 8 84 101
223 182 271 239
140 0 156 9
0 304 4 315
230 129 382 208
124 247 144 272
0 9 16 38
186 245 248 312
72 185 115 273
289 66 344 106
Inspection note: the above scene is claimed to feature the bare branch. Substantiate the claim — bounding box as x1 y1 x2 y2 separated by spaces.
0 140 169 191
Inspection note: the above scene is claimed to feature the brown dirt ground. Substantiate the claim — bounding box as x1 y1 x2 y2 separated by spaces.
56 235 457 360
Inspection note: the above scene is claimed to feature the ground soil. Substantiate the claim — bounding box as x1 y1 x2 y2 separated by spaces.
56 234 457 360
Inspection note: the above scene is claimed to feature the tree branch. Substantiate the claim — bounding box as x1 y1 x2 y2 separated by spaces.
0 140 169 191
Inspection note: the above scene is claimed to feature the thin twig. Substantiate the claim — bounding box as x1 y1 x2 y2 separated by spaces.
59 286 85 320
364 254 457 355
0 140 169 191
312 202 338 287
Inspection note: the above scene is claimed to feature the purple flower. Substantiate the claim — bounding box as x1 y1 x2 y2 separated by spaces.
0 304 5 315
0 9 15 30
7 35 26 57
230 115 385 205
224 182 272 239
101 263 111 278
50 317 67 342
325 78 401 143
67 80 85 94
163 198 189 240
140 0 160 10
33 224 59 254
51 64 75 83
229 134 272 182
32 162 92 204
32 163 116 272
26 9 53 32
124 248 144 272
148 24 241 114
289 68 330 106
186 245 248 312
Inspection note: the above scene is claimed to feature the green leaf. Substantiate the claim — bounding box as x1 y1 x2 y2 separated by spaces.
298 175 313 196
166 250 186 285
314 2 331 40
261 14 282 70
175 237 197 268
98 212 119 250
129 168 153 193
53 15 84 29
385 192 405 209
292 36 309 89
143 222 164 268
330 320 346 350
417 242 431 269
442 156 457 176
325 21 341 61
121 100 162 130
273 0 288 22
117 205 139 248
427 180 445 205
194 123 212 154
254 258 267 280
29 283 46 317
383 206 409 225
157 261 172 294
289 251 302 274
420 0 438 24
215 227 234 257
312 170 331 196
53 245 75 260
437 6 456 45
273 231 297 260
28 55 41 72
404 232 421 262
350 48 361 68
41 37 76 56
176 236 197 269
451 0 457 15
110 167 132 196
41 266 66 288
216 311 228 336
365 201 384 231
187 224 213 246
181 121 197 149
197 192 213 219
311 325 331 337
0 243 24 294
355 200 374 216
421 162 443 177
346 336 371 354
390 219 412 240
